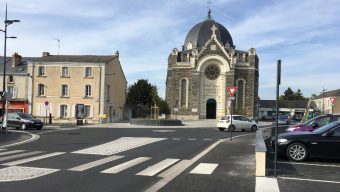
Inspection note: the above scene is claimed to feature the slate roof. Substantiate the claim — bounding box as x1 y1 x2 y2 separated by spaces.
315 89 340 99
260 100 308 108
0 56 32 75
31 54 117 63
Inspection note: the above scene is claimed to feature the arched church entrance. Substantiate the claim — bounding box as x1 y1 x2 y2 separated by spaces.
206 98 216 119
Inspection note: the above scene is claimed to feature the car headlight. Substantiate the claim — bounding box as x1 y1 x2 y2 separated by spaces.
277 138 288 144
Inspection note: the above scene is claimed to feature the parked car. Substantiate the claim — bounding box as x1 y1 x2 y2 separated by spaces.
7 112 43 130
286 114 340 132
274 121 340 161
262 115 274 120
217 115 257 132
278 114 290 125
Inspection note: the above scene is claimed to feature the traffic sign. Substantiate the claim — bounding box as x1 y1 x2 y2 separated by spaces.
227 86 237 97
330 97 336 105
45 101 49 106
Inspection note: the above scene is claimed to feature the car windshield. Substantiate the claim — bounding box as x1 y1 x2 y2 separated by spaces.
18 113 34 119
303 116 319 126
312 121 340 134
279 115 288 120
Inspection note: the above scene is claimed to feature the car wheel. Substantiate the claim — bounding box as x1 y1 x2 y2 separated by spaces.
37 126 43 130
21 123 27 130
251 125 257 132
218 128 225 131
286 143 308 161
229 125 235 132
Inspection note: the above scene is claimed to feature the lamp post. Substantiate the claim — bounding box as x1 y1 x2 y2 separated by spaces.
1 4 20 133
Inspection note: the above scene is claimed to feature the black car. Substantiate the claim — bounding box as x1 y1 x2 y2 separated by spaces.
7 112 43 130
274 121 340 161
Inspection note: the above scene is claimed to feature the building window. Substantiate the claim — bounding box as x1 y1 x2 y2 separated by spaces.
60 105 68 118
8 75 14 83
84 105 91 118
38 84 45 96
85 85 92 97
180 79 188 107
236 79 246 110
205 64 220 80
61 84 68 97
7 86 17 99
61 67 69 77
38 66 45 76
85 67 92 77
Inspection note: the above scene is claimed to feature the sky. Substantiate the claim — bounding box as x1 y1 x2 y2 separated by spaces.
1 0 340 100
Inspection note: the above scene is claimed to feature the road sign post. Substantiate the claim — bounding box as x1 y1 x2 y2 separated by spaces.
275 60 281 177
227 86 237 141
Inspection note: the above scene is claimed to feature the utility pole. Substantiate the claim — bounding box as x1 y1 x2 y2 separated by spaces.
321 86 327 114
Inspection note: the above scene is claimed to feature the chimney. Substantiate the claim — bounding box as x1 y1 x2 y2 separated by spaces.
42 52 50 57
12 52 22 67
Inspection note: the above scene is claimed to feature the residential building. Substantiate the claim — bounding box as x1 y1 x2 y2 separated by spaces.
312 89 340 114
27 51 127 124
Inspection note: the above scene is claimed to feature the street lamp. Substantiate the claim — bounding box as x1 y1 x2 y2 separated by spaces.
1 4 20 133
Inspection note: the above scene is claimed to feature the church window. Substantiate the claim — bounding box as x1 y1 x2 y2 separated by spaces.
236 79 246 110
180 79 188 107
205 64 220 80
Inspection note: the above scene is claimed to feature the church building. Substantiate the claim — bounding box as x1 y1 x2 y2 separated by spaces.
165 10 259 120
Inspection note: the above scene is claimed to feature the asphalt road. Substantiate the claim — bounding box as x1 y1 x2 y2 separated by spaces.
0 126 256 192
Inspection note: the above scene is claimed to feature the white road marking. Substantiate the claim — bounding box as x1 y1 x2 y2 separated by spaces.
0 149 5 151
68 155 124 171
2 152 65 166
152 130 176 133
0 151 44 162
136 158 180 176
145 133 254 192
278 176 340 184
0 131 40 148
172 138 181 140
278 161 340 168
101 157 151 174
256 177 280 192
189 163 218 174
73 137 166 156
0 150 25 156
188 138 197 141
203 138 212 141
0 166 59 182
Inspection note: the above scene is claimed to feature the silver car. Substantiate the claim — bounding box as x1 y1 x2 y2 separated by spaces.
217 115 257 132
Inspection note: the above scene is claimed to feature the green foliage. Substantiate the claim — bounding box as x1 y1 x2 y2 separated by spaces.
126 79 170 118
279 87 307 100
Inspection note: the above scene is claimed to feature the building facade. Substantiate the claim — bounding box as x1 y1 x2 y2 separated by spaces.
312 89 340 114
0 53 31 115
166 12 259 120
27 52 127 124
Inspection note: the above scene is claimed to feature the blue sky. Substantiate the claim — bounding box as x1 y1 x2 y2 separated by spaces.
1 0 340 99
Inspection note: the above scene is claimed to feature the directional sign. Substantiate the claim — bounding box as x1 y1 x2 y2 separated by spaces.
227 86 237 97
330 97 336 105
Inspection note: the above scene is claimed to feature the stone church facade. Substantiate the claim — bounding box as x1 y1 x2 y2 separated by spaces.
165 13 259 120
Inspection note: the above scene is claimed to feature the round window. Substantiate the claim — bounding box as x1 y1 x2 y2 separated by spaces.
205 65 220 80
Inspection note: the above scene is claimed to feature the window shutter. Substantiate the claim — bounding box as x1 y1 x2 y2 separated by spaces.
67 104 71 118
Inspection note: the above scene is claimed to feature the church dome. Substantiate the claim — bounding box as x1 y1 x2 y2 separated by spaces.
183 18 233 50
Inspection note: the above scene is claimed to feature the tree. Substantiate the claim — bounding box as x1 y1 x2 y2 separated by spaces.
279 87 307 100
126 79 170 117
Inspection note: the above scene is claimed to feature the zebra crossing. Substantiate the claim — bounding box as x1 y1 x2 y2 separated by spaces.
0 137 221 182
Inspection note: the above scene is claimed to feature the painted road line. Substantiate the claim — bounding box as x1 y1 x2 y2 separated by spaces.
0 149 5 151
2 152 65 166
0 151 44 162
146 133 254 192
136 158 180 176
203 138 212 141
278 161 340 168
188 138 197 141
73 137 166 156
152 130 176 133
101 157 151 174
172 138 181 140
0 166 59 182
0 131 40 148
256 177 279 192
189 163 218 174
68 155 124 171
278 176 340 184
0 150 26 156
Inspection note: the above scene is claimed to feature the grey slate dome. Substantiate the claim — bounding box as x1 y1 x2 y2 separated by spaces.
184 18 233 50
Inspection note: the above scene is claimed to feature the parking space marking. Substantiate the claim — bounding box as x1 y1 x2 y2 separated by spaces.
278 161 340 168
189 163 218 174
279 176 340 184
2 152 65 166
68 155 125 171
